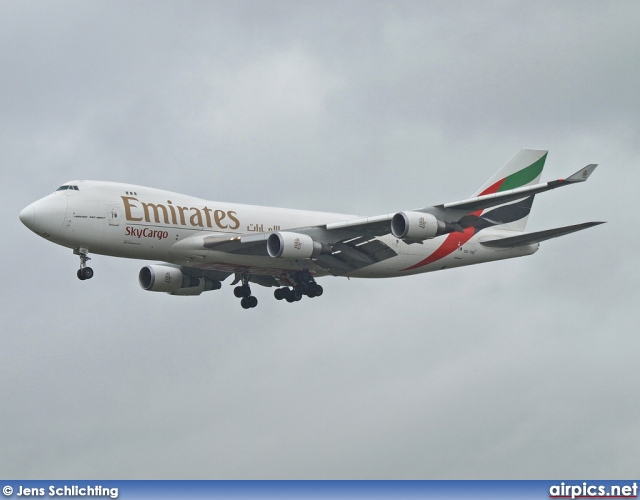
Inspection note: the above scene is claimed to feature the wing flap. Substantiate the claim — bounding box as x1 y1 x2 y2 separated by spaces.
313 238 398 275
479 222 604 248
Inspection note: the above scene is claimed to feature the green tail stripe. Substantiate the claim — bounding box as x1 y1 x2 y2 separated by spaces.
499 153 547 191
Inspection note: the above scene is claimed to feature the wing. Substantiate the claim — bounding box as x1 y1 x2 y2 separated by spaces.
169 163 600 279
169 227 399 278
325 163 598 234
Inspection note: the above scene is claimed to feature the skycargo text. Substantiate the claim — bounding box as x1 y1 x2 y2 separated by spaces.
125 226 169 240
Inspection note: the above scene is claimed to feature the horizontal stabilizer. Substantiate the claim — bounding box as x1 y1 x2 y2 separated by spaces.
480 222 605 248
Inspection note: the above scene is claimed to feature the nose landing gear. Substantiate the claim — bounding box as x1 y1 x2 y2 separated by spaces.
74 248 94 280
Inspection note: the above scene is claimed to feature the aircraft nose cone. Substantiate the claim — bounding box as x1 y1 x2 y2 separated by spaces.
19 205 35 229
20 194 67 237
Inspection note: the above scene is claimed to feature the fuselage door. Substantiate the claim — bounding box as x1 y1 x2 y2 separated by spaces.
107 205 120 226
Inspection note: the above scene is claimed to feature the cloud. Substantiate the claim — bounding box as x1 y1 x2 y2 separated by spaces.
2 0 639 479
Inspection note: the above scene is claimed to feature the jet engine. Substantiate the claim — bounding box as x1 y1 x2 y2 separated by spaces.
391 211 442 241
267 232 327 259
138 265 221 296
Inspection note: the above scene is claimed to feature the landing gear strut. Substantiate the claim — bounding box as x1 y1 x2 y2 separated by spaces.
274 269 323 303
74 248 94 280
233 275 258 309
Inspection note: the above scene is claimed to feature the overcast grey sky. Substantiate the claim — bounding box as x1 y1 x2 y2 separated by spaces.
2 0 639 479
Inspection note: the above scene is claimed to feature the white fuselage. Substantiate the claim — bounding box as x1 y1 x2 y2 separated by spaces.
20 180 537 279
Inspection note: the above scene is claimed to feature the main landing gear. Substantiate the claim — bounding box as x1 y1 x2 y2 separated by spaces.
273 270 323 304
233 270 323 309
233 275 258 309
74 248 94 281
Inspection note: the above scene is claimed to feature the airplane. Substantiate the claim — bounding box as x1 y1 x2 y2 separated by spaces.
19 149 603 309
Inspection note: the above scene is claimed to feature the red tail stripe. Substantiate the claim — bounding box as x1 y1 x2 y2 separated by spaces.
472 178 505 216
403 227 476 271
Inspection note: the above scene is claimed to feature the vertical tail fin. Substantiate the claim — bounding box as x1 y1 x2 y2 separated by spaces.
472 148 548 231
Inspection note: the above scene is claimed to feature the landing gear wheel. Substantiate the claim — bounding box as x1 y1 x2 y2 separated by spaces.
241 296 258 309
77 267 94 280
234 284 251 298
74 248 93 281
274 288 284 300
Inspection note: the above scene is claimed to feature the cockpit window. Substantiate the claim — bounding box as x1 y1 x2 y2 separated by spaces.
56 185 79 191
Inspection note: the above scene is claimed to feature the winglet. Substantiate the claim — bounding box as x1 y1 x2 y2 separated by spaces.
566 164 598 183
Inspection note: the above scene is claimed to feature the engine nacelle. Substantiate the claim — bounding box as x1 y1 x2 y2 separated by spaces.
139 265 221 296
391 211 441 241
139 265 184 292
267 232 324 259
